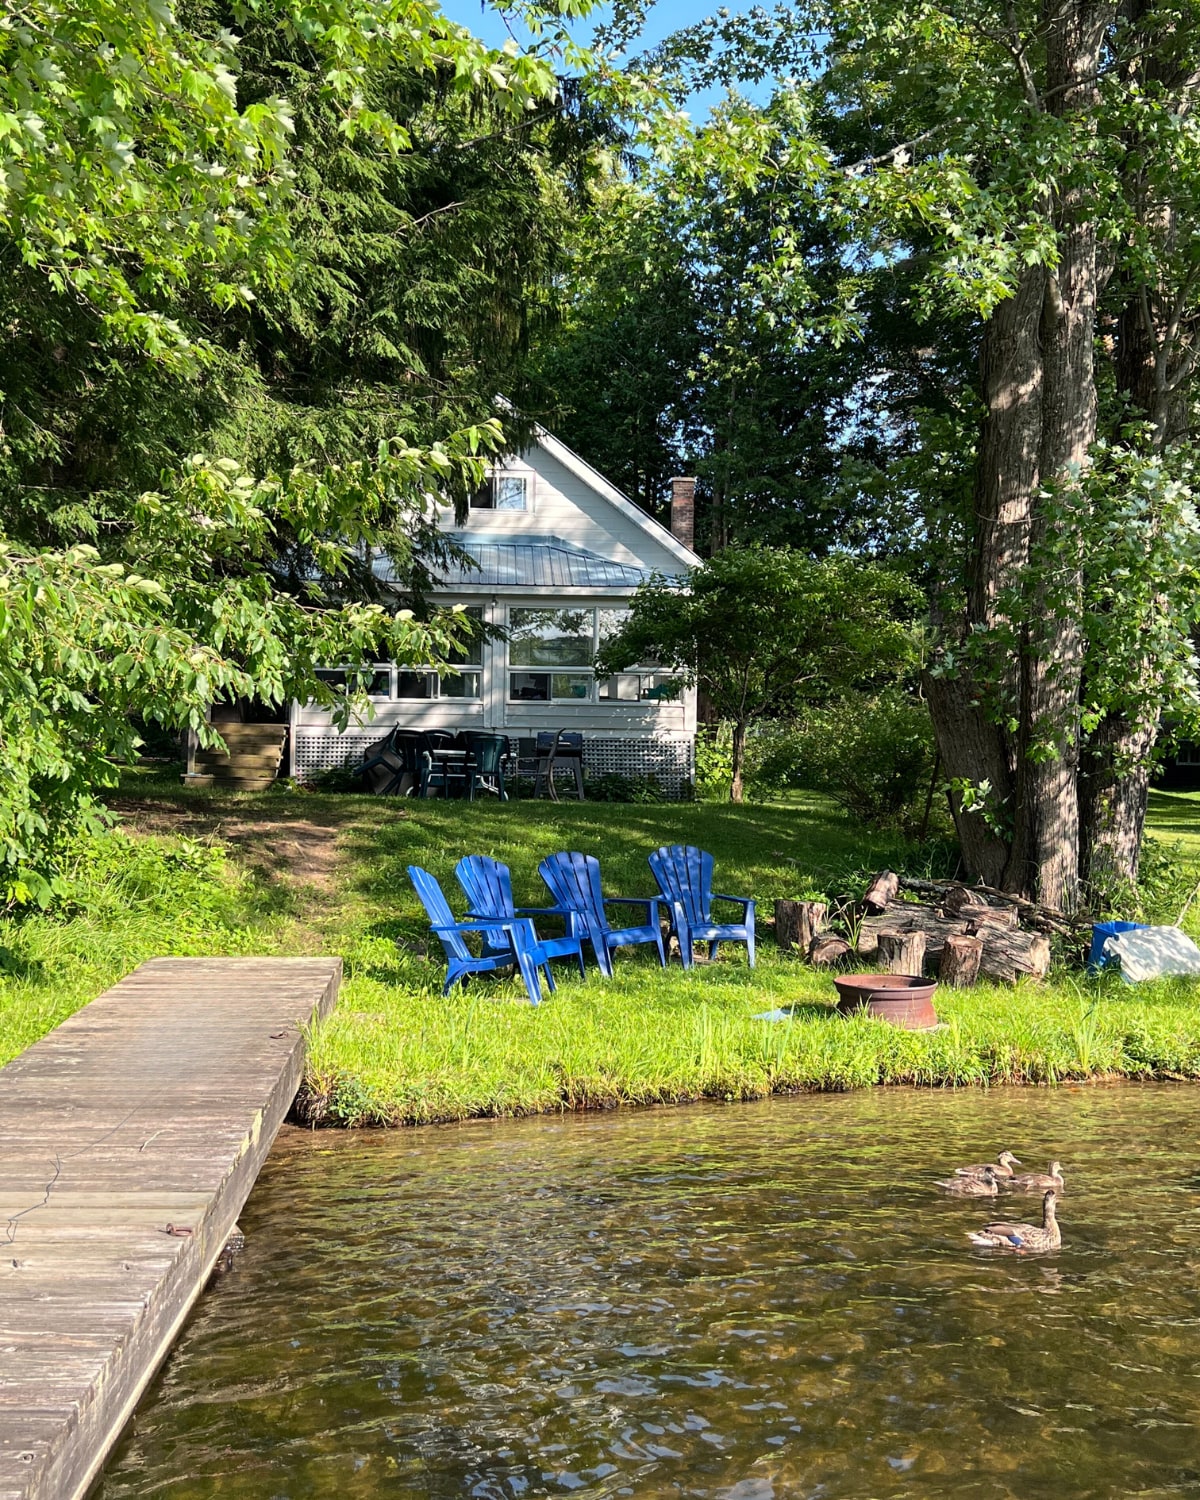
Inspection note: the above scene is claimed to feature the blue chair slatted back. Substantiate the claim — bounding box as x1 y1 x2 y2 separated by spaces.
408 865 472 963
648 844 714 925
539 851 606 940
455 854 517 919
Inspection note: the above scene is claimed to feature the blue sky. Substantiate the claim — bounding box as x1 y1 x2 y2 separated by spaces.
439 0 758 118
441 0 709 55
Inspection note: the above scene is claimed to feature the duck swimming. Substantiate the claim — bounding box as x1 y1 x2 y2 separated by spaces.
955 1150 1021 1179
936 1165 1000 1197
968 1189 1061 1252
1007 1161 1064 1193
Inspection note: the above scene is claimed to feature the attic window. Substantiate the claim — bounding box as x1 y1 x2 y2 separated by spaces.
470 474 528 511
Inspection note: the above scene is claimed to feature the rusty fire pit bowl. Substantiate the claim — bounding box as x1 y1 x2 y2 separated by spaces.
833 974 938 1031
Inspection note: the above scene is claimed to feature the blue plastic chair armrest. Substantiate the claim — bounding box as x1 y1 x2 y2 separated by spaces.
515 904 569 916
431 919 517 936
605 895 662 916
712 893 753 915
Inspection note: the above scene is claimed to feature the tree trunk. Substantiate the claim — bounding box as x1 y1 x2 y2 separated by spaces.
729 719 747 803
1079 709 1158 892
1005 0 1113 912
926 0 1114 911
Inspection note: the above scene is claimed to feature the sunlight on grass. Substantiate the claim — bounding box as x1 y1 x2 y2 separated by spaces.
5 781 1200 1122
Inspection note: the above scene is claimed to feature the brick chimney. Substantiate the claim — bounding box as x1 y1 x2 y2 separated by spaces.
669 476 696 552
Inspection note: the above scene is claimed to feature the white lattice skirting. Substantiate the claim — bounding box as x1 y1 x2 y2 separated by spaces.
291 730 694 797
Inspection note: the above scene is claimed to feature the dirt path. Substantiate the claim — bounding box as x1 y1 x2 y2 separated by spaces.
110 796 346 893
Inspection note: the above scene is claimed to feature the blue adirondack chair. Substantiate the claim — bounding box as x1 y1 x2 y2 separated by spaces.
647 844 756 969
454 855 586 990
408 866 558 1005
538 851 666 976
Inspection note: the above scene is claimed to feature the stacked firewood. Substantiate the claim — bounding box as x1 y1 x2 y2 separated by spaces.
774 869 1056 985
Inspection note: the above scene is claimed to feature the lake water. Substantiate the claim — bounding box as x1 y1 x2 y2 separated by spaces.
99 1086 1200 1499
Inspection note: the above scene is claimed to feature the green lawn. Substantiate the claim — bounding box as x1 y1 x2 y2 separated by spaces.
4 778 1200 1122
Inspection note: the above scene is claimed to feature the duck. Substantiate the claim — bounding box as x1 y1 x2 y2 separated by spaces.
1006 1161 1064 1193
954 1149 1021 1179
968 1189 1061 1252
935 1165 1000 1197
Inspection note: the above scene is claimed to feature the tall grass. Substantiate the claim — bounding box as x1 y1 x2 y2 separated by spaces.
0 830 293 1066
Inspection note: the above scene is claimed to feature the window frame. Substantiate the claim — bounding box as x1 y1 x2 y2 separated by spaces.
468 470 532 513
506 606 642 705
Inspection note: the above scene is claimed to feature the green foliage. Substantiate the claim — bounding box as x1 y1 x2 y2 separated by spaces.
0 0 608 885
584 771 667 803
597 547 922 799
756 691 939 832
694 726 736 801
0 0 586 359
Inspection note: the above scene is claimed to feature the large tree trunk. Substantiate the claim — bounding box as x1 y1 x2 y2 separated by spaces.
927 0 1114 910
925 267 1045 888
1079 709 1158 892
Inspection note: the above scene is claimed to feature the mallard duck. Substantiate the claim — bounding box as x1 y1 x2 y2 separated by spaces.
936 1165 1000 1196
1007 1161 1064 1193
954 1149 1021 1179
968 1189 1061 1252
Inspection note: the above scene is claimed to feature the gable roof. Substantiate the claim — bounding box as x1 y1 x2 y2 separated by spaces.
528 423 701 569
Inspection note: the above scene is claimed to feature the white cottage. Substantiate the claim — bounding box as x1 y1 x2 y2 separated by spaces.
288 423 702 795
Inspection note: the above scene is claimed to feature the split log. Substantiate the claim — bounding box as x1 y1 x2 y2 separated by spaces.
809 933 852 967
968 923 1052 982
896 875 1085 937
774 899 827 954
863 870 900 913
939 934 983 988
859 903 969 962
941 884 979 916
876 928 928 976
965 904 1018 930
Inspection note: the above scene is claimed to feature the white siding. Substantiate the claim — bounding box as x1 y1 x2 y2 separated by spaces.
445 444 689 577
291 426 700 790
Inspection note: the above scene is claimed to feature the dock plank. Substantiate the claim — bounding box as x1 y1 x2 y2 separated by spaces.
0 956 340 1500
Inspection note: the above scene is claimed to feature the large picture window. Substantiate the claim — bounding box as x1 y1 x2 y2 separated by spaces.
317 609 483 701
507 607 667 703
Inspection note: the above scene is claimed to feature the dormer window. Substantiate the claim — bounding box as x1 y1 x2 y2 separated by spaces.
469 473 528 511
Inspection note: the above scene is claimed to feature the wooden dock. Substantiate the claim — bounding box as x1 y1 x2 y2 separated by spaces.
0 956 341 1500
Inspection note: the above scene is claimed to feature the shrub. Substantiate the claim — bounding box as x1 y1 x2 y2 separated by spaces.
760 690 939 831
695 726 734 801
585 771 667 804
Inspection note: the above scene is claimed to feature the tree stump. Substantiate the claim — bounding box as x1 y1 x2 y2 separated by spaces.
775 899 828 954
876 928 927 976
863 870 900 913
939 933 983 987
809 933 852 967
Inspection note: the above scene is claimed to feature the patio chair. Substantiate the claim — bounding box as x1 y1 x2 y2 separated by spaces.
464 733 509 801
533 730 585 801
454 854 585 990
407 865 559 1005
417 732 467 798
356 728 407 796
647 844 756 969
538 850 666 976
